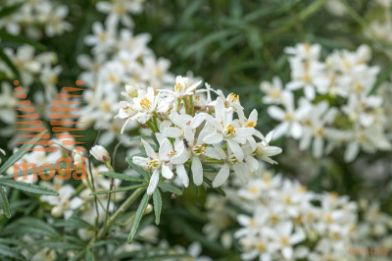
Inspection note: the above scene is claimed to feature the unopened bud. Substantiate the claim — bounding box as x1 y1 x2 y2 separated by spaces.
90 145 111 163
144 204 153 214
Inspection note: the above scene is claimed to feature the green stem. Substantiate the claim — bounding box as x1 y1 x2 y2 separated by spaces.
97 187 144 238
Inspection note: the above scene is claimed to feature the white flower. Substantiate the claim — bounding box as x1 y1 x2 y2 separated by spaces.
234 171 358 261
90 145 111 163
203 97 252 161
97 0 144 28
268 92 309 139
133 139 179 195
41 185 83 219
85 22 115 51
260 77 286 104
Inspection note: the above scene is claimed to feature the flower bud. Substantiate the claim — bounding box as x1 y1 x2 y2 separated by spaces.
144 204 153 214
90 145 111 163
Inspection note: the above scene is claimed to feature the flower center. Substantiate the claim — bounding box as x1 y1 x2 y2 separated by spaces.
101 101 111 112
140 98 151 110
147 159 160 170
270 89 281 99
225 124 236 137
227 92 239 103
98 32 107 43
255 242 266 252
314 127 325 138
283 112 294 122
174 82 185 93
280 236 290 246
192 144 206 155
245 120 256 128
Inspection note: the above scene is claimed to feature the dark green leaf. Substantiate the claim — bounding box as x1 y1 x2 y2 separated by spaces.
0 48 20 82
100 171 143 182
152 189 162 225
128 192 150 242
0 29 47 51
0 3 23 18
54 216 93 230
0 244 22 260
0 179 58 195
2 217 59 237
91 184 144 195
0 186 11 218
85 249 95 261
158 182 183 196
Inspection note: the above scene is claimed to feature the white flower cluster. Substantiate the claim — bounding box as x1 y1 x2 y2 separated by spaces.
9 134 123 226
77 0 173 145
118 76 281 195
353 200 392 260
0 0 71 38
235 171 358 261
261 43 391 161
1 45 61 91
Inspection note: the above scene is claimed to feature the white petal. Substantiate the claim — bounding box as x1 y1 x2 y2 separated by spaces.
291 122 302 139
161 164 174 179
212 164 230 187
162 127 183 138
345 142 359 162
203 132 223 144
176 164 189 187
158 139 172 161
132 156 149 168
191 157 203 186
227 140 244 161
313 138 324 158
141 139 157 158
147 170 160 195
268 106 285 120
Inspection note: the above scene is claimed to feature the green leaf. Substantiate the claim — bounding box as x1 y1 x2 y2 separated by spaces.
158 182 183 195
0 3 23 18
0 131 46 175
152 190 162 225
0 179 58 195
100 172 143 182
42 241 84 251
54 216 93 230
85 249 95 261
128 192 150 242
2 217 59 238
0 244 22 260
91 184 144 195
0 186 11 218
0 29 47 51
0 48 21 82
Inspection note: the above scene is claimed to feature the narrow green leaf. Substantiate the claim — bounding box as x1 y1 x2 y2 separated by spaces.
0 3 23 18
54 216 93 229
0 186 11 218
91 184 144 195
0 179 58 195
158 182 183 195
0 48 20 82
100 172 143 182
152 190 162 225
0 244 22 260
0 131 46 175
2 217 59 237
128 192 150 242
85 249 95 261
